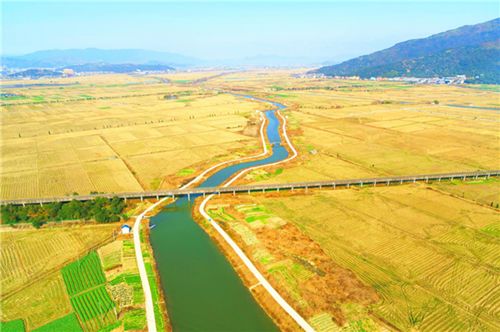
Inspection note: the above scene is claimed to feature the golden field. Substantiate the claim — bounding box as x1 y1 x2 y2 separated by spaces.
198 71 500 330
203 70 499 185
206 179 500 331
3 70 498 200
1 73 268 199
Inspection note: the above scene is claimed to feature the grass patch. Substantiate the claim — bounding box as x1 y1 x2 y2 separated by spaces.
32 313 82 332
481 223 500 238
177 168 195 176
123 309 146 331
0 320 25 332
245 215 269 223
0 95 27 101
32 96 45 102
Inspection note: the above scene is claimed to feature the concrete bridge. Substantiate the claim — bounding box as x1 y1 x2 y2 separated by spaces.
1 170 498 206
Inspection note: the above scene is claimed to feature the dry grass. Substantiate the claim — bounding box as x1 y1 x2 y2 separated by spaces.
0 224 117 295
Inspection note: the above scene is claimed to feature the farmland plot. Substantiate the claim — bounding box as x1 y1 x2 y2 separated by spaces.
242 184 500 331
62 251 117 332
1 75 266 199
0 225 116 295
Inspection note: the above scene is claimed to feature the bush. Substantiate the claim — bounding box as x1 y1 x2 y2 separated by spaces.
1 197 126 225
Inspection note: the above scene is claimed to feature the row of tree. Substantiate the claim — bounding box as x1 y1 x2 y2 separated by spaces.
1 197 126 228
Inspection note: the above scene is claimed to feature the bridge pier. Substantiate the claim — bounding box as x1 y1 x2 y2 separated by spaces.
386 180 389 186
277 187 280 192
22 202 25 207
203 192 205 197
438 177 441 182
347 183 350 188
291 186 294 191
360 181 363 187
374 181 377 187
400 179 403 184
124 197 127 202
413 178 416 183
140 196 143 201
233 190 235 196
305 185 308 193
262 188 265 193
248 189 250 195
425 177 429 183
188 193 191 201
40 202 43 206
319 184 322 190
156 195 159 200
333 183 336 190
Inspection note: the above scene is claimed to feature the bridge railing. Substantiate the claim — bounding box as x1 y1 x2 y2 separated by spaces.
1 170 498 206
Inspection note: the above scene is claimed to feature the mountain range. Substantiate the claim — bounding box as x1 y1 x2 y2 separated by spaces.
2 49 328 70
315 18 500 83
2 48 199 69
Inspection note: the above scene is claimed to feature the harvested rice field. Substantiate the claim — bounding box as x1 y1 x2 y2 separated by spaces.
205 180 500 331
1 73 268 199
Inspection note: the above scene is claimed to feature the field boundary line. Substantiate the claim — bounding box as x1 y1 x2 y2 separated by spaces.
99 134 145 190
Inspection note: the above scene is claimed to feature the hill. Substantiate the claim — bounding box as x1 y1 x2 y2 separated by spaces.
2 48 199 68
315 18 500 83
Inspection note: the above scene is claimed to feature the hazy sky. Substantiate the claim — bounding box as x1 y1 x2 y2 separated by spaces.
2 1 499 61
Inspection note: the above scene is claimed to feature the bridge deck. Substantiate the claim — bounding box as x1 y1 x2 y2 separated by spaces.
1 170 498 206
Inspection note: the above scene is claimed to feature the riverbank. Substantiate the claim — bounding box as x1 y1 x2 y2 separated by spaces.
191 198 302 331
141 217 171 331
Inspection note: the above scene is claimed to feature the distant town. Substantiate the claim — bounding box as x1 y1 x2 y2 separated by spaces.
293 73 469 85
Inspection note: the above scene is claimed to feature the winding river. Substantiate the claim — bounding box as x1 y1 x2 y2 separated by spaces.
150 97 289 331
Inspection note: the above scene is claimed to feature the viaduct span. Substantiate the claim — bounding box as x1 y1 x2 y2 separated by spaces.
1 170 499 206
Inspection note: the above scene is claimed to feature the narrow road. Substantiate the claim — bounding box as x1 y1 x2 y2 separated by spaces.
132 109 273 331
198 109 315 332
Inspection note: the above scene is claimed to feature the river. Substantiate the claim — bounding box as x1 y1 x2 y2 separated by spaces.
150 97 288 331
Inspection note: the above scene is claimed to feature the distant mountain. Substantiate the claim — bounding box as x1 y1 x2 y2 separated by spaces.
2 48 199 68
315 18 500 83
62 63 174 73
